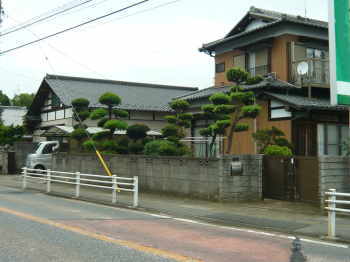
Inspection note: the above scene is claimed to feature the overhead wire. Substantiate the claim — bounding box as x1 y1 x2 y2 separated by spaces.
0 0 149 56
0 0 95 37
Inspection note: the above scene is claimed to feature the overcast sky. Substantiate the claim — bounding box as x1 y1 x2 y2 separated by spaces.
0 0 329 98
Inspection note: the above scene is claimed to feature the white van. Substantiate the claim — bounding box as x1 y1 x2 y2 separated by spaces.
25 141 59 170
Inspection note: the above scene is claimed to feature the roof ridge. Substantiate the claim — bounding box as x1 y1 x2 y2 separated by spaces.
249 6 326 25
45 74 198 91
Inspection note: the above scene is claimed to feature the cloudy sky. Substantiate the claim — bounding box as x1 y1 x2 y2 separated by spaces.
0 0 328 98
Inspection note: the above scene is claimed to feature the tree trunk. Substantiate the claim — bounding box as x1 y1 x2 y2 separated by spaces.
108 106 112 120
209 134 217 157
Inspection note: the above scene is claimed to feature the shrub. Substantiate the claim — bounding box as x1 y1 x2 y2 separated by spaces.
161 124 180 138
71 128 88 141
209 93 230 105
144 140 188 156
113 109 129 118
246 75 264 85
101 140 119 152
226 67 249 84
128 141 144 154
78 110 90 121
127 124 150 141
97 117 108 128
99 92 121 107
83 140 96 151
234 123 249 132
104 119 128 131
264 145 293 156
90 108 108 120
92 131 110 141
170 99 190 112
72 98 89 109
158 141 179 156
241 105 261 118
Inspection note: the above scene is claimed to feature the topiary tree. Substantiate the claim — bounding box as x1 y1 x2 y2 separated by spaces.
198 94 234 156
71 98 90 149
127 124 150 142
89 92 129 149
252 126 293 154
144 139 187 156
160 99 193 155
126 124 150 154
223 67 262 154
264 145 293 156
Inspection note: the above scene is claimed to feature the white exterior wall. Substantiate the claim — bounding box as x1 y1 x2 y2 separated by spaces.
0 107 27 126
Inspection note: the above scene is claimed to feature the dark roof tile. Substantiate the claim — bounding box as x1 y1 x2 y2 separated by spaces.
44 74 198 112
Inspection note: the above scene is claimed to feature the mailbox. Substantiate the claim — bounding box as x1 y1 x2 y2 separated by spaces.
230 158 243 175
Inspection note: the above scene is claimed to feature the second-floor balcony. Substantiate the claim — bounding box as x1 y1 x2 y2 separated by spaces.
290 58 330 88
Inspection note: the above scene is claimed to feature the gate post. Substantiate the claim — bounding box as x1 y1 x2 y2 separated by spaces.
327 188 336 239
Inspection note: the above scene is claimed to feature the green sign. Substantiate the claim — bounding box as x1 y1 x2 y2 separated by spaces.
329 0 350 105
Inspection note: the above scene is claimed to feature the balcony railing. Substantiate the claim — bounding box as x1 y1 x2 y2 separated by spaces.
291 58 329 87
247 64 270 77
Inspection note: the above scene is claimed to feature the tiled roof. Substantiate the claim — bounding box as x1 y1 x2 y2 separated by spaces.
264 92 347 111
44 74 198 112
176 79 296 101
200 7 327 51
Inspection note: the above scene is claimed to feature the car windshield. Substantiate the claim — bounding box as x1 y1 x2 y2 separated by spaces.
32 143 42 154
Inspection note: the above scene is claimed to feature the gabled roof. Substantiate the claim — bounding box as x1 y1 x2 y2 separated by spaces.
176 78 296 102
264 92 347 111
30 74 198 113
200 6 328 52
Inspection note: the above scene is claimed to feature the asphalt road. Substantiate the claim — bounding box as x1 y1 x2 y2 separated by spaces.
0 185 349 262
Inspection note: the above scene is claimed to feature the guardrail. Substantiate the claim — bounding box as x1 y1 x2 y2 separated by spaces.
22 167 138 207
324 189 350 239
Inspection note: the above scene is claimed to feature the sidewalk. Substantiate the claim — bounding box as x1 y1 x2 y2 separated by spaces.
1 175 349 243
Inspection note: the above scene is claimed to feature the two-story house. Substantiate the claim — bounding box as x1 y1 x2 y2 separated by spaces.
26 74 198 142
179 7 348 157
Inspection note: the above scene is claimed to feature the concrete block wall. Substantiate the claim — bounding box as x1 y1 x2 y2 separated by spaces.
52 153 263 201
219 155 263 201
0 152 8 174
319 156 350 207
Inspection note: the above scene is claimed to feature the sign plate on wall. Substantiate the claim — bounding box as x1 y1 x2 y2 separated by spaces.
329 0 350 105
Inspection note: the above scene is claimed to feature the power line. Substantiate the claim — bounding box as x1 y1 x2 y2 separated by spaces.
0 0 149 56
6 15 107 78
0 0 95 37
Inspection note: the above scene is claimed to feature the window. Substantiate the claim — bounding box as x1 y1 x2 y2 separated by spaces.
269 100 292 120
317 123 349 156
42 144 54 154
215 63 225 73
233 54 246 70
51 93 61 108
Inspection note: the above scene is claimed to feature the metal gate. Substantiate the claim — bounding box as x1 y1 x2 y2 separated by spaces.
263 156 319 202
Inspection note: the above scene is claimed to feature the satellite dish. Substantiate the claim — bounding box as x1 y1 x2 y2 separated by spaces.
297 61 309 75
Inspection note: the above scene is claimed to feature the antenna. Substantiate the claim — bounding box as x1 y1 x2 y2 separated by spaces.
304 0 307 17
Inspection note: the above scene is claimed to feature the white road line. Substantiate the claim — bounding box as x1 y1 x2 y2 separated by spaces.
172 217 349 249
12 187 349 249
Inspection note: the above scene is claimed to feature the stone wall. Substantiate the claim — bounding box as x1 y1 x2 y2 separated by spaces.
319 156 350 207
52 153 263 201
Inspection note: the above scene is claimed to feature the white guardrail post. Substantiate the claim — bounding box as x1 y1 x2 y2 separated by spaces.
327 188 336 239
22 167 27 190
133 176 139 208
75 172 80 198
112 175 117 204
46 169 51 193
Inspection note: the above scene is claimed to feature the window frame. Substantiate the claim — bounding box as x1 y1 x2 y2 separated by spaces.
215 62 225 73
268 100 292 121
